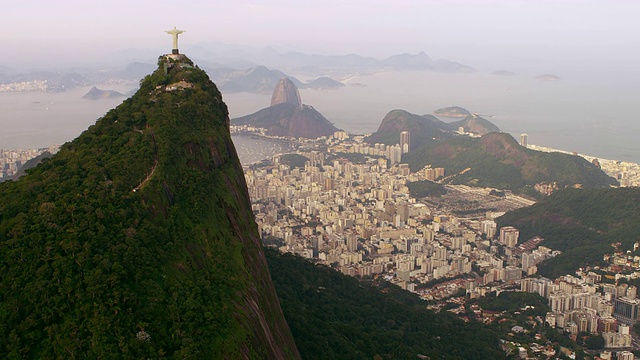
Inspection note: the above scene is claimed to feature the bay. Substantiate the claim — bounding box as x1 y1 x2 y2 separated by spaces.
1 69 639 164
231 134 294 166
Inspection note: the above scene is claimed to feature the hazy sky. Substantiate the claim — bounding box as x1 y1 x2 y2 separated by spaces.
3 0 640 71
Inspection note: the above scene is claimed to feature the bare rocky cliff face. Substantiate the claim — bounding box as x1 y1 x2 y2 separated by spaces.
270 78 302 106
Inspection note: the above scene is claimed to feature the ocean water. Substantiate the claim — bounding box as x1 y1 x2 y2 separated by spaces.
231 134 294 166
0 85 133 149
1 70 639 163
225 70 640 164
0 86 291 165
292 70 640 163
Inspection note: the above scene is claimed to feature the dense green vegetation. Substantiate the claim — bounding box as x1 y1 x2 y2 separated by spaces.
407 180 447 197
471 292 589 359
498 188 640 278
583 334 604 350
279 153 309 169
367 110 613 194
478 291 549 316
403 132 617 194
0 56 299 358
266 249 504 359
328 152 381 165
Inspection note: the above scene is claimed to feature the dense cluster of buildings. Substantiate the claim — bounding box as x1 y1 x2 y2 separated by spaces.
521 272 640 350
244 130 640 357
246 132 554 298
0 80 49 92
518 244 640 354
4 126 640 355
596 159 640 188
0 146 58 180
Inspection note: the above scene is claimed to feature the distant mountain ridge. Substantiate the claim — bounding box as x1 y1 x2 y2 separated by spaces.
254 50 476 73
382 51 434 69
209 65 345 94
215 65 303 94
1 70 91 92
3 48 471 94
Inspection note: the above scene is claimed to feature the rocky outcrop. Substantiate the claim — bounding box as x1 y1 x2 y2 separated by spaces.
234 103 338 139
270 78 301 106
82 86 125 100
234 78 338 139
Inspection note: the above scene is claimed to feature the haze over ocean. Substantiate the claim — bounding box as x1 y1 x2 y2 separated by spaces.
298 70 640 164
1 68 639 164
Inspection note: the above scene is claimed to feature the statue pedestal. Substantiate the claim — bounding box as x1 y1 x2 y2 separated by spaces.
164 54 186 61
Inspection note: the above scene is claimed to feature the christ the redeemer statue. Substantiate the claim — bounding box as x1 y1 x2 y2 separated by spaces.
165 27 185 54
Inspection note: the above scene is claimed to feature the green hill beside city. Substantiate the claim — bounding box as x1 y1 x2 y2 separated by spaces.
366 110 454 150
266 249 504 360
403 132 617 194
497 188 640 278
366 108 499 151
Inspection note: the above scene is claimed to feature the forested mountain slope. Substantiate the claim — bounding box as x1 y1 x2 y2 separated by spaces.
0 55 299 358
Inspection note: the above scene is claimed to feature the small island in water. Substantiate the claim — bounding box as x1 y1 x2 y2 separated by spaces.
82 86 125 100
433 106 471 118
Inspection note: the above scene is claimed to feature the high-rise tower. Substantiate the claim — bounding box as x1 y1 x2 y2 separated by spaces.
400 131 410 154
520 133 528 148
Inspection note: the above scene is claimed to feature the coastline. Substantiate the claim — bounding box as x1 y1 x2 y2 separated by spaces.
527 143 639 187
